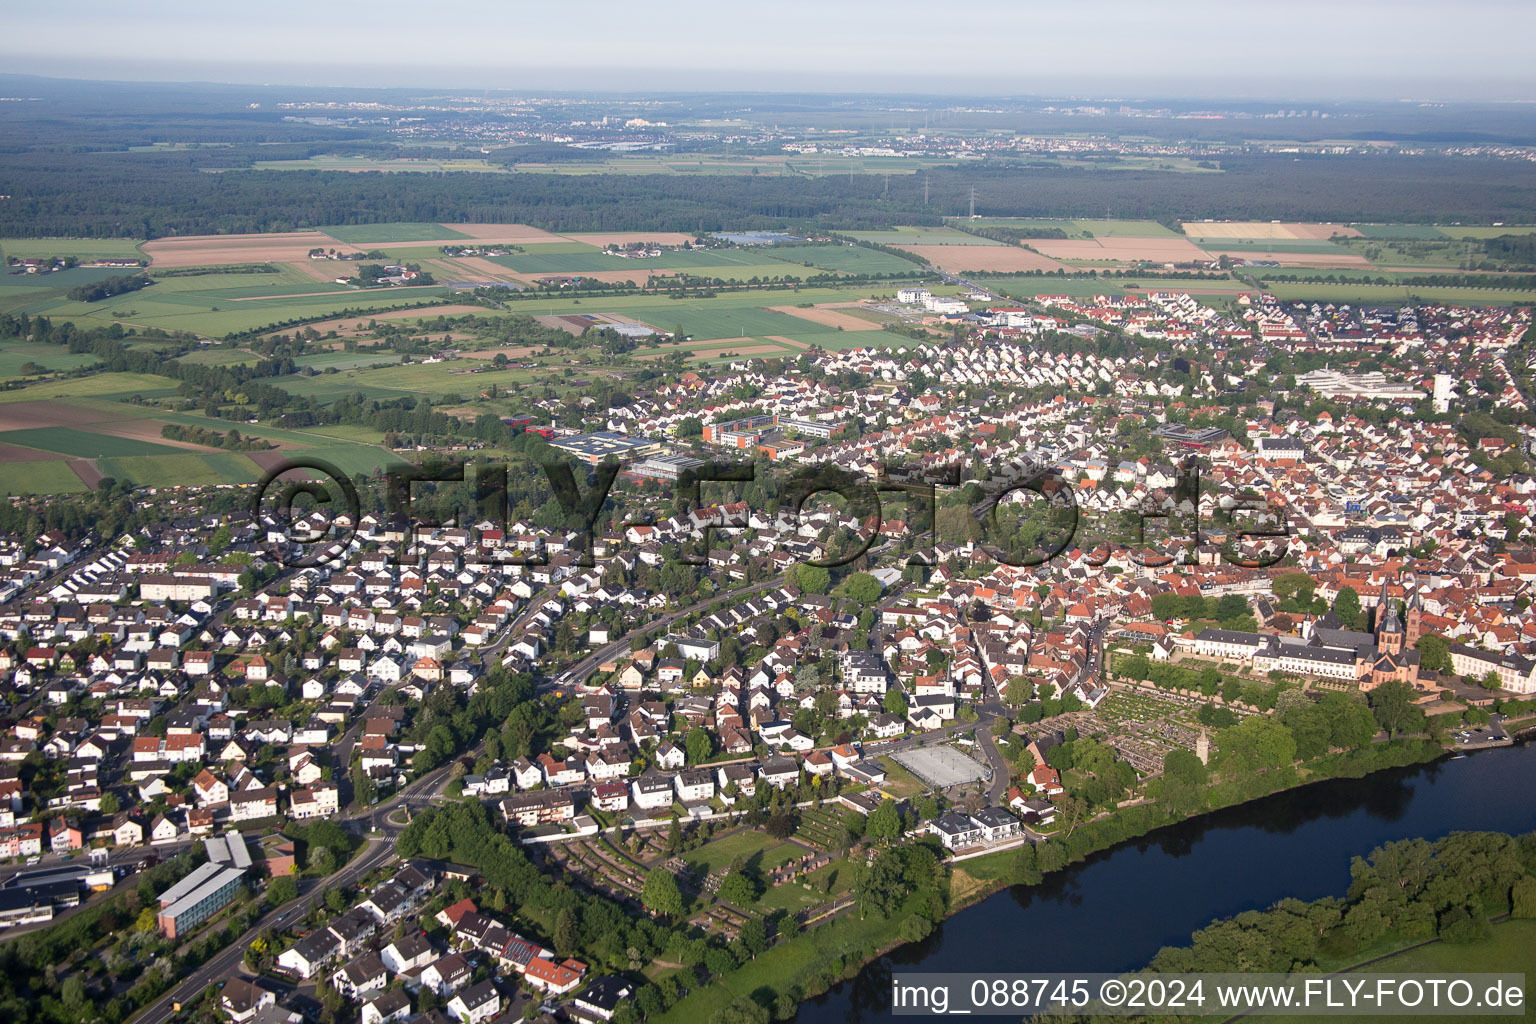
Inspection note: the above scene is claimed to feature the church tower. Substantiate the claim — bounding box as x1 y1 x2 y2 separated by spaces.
1405 578 1423 647
1376 579 1405 656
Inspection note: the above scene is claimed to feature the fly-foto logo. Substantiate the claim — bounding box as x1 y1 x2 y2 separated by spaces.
249 455 1290 571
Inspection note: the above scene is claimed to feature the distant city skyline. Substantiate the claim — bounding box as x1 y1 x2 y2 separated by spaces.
4 0 1535 101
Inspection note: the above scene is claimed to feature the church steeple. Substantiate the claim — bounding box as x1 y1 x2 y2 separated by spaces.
1376 577 1404 656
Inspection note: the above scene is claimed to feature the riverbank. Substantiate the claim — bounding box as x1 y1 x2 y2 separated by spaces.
654 736 1447 1024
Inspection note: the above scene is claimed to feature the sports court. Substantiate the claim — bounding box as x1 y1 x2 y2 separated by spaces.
891 745 989 789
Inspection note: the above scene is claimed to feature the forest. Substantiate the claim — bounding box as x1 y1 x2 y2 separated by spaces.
4 148 1536 238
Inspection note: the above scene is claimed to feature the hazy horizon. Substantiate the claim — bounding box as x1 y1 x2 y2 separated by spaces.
4 0 1535 103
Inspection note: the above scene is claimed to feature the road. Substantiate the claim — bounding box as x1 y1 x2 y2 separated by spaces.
133 831 399 1024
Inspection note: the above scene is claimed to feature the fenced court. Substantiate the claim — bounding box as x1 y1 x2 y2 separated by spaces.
890 745 989 789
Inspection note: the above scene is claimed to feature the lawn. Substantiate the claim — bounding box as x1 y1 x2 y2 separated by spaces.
683 831 779 874
321 223 471 244
875 758 929 799
0 427 183 459
756 859 853 915
655 893 926 1024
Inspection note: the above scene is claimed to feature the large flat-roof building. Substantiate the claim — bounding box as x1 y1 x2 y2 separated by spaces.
548 432 663 465
628 453 707 482
157 861 246 938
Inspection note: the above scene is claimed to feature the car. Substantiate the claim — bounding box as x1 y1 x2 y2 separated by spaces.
25 855 40 865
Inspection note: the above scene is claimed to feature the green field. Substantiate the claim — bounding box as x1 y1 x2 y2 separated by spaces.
171 347 264 367
251 158 505 174
27 285 459 337
322 222 470 244
768 244 922 274
0 266 140 293
1262 919 1536 1024
0 427 182 458
846 227 1001 246
1352 224 1449 240
93 451 264 487
1262 281 1536 306
0 237 147 260
0 373 182 403
0 461 88 495
0 340 100 377
295 351 408 371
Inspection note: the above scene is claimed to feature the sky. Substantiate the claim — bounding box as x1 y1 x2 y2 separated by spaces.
4 0 1536 100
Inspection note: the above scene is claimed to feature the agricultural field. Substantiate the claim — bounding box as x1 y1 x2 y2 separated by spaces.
250 157 506 174
1433 225 1536 239
846 227 1001 246
0 461 90 495
1260 280 1536 306
900 245 1068 274
321 222 472 244
962 218 1181 238
0 237 147 260
1180 221 1361 240
0 368 405 493
1031 236 1214 264
0 427 182 459
1351 224 1451 240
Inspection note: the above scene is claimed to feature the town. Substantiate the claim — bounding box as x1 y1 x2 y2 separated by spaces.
0 270 1527 1024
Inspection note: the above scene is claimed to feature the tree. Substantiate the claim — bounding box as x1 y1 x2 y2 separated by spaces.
1368 681 1425 738
883 689 908 716
641 868 684 918
856 848 908 918
1118 654 1151 682
1332 586 1362 628
844 572 881 607
794 564 830 594
717 871 758 906
553 907 579 958
710 998 770 1024
1004 677 1034 705
1511 876 1536 919
738 916 768 957
267 874 298 907
1416 634 1450 674
766 813 798 839
685 727 713 764
1216 716 1297 774
867 799 901 844
98 791 120 815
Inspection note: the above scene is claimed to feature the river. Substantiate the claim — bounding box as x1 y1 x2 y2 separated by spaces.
797 742 1536 1022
